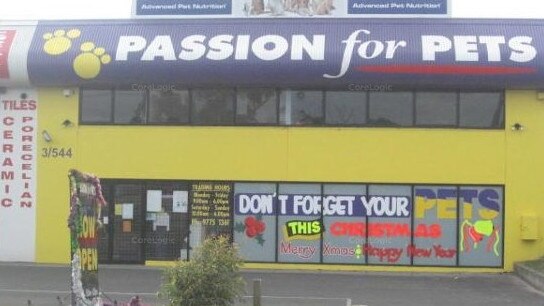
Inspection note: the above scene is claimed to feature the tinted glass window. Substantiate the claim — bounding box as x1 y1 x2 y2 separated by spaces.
325 91 367 125
191 89 235 125
413 185 457 266
367 185 412 265
280 90 323 125
114 90 147 124
81 90 112 123
277 183 321 263
369 92 413 127
459 93 503 128
233 183 277 262
415 92 457 126
148 90 190 124
80 88 503 129
189 182 233 259
322 184 367 264
236 88 278 124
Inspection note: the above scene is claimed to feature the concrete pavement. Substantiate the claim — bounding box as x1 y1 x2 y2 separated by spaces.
0 263 542 306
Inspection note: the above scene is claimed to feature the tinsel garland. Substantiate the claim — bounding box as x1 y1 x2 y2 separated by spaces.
68 169 107 306
71 254 102 306
91 174 107 207
68 174 82 253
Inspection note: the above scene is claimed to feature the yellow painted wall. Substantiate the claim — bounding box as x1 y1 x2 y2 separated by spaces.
504 90 544 270
36 88 78 263
35 88 544 271
76 127 505 184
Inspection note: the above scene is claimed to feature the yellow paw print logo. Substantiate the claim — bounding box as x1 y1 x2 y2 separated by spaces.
43 29 81 55
73 42 111 79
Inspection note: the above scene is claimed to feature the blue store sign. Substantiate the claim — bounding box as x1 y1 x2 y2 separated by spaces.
132 0 448 18
26 19 544 89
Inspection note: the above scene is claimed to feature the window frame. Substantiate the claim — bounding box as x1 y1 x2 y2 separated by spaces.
79 88 114 125
368 90 416 128
279 89 326 126
190 87 237 126
234 87 280 126
112 88 149 125
414 90 459 128
324 90 368 127
458 90 505 130
79 88 505 130
146 88 192 126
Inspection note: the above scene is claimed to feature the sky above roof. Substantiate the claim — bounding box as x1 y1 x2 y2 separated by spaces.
0 0 543 20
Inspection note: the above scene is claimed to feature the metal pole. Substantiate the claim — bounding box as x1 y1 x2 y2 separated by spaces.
253 279 261 306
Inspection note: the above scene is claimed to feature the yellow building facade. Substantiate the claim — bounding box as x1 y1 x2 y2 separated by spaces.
28 88 542 271
1 19 544 272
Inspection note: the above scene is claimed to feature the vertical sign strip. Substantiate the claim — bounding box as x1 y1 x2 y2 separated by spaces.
0 88 37 261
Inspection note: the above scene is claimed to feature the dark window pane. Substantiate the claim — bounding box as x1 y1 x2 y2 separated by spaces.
369 92 413 127
148 90 190 124
97 182 112 263
280 90 323 125
112 184 144 263
325 91 367 125
81 89 112 123
191 89 235 125
114 90 147 124
415 92 457 126
236 88 278 124
460 93 504 128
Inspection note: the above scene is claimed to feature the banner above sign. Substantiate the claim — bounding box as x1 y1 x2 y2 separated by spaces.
131 0 450 18
348 0 448 16
134 0 232 17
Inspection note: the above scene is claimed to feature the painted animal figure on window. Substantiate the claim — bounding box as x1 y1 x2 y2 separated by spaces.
460 219 500 256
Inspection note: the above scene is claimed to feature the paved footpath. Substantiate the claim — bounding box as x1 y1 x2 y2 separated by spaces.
0 263 543 306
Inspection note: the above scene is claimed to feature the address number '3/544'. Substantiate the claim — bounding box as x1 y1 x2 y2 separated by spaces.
42 147 73 158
